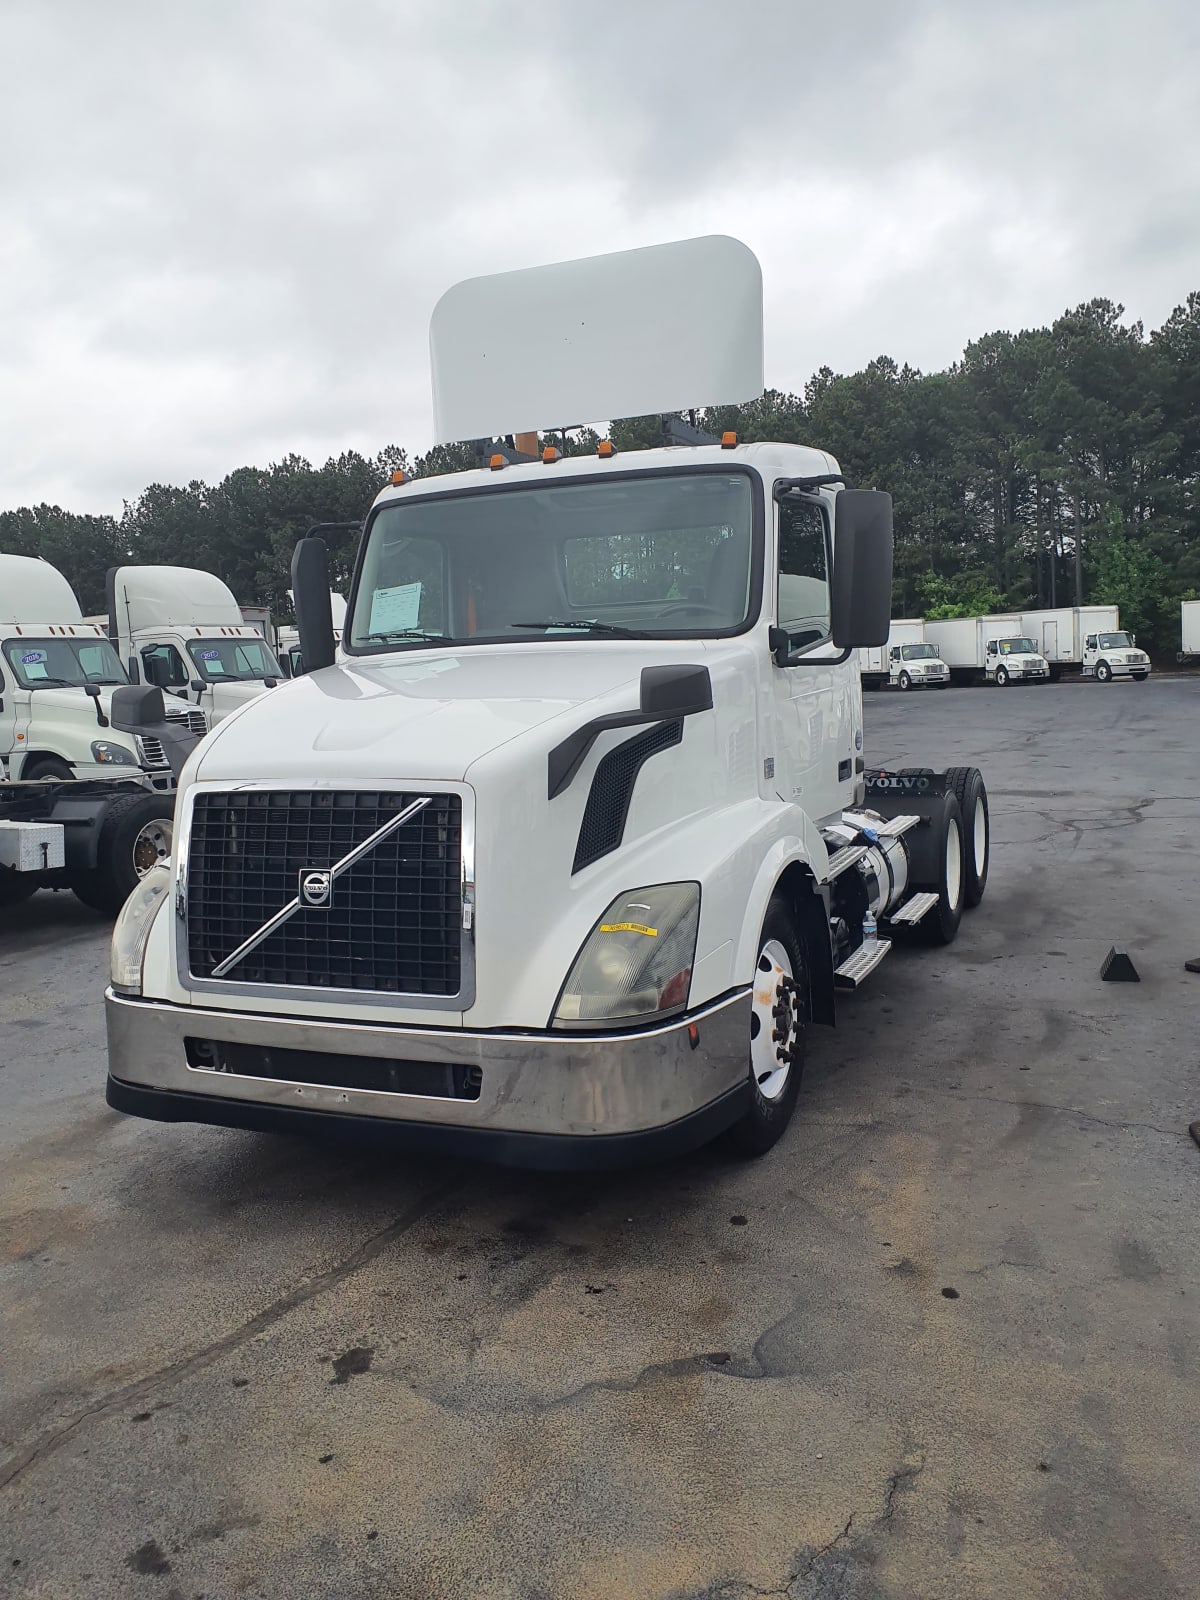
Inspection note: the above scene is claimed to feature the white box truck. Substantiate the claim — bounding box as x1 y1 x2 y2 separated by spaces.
106 566 285 726
886 619 949 690
105 236 992 1167
924 614 1037 683
1 554 183 790
1180 600 1200 662
858 619 947 690
1080 622 1151 682
1020 605 1119 676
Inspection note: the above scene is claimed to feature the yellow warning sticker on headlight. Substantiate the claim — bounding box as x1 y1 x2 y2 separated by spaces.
599 922 658 937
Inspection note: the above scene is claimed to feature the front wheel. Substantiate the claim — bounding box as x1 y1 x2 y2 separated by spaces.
898 671 911 691
71 794 175 916
995 667 1009 687
1096 661 1112 682
728 895 808 1157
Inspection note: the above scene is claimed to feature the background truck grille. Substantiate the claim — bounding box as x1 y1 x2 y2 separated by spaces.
135 734 168 768
186 789 463 994
165 706 208 735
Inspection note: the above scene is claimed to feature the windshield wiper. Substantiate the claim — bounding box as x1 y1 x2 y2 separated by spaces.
365 630 449 644
26 676 76 687
512 620 649 638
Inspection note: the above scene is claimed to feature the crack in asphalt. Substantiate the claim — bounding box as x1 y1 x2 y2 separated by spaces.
952 1090 1184 1139
0 1180 462 1493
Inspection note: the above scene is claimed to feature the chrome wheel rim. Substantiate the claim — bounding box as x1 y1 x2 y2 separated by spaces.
945 818 963 908
133 819 173 876
973 795 987 876
750 939 800 1102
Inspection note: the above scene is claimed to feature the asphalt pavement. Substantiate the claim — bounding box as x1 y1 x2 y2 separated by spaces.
2 677 1198 1600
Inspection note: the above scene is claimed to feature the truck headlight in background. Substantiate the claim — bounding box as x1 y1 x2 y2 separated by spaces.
91 740 137 765
110 865 171 995
552 883 700 1029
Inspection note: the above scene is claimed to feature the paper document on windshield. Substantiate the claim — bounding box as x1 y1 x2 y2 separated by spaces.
369 583 422 634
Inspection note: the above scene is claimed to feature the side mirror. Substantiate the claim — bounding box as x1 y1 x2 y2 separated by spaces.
190 679 206 694
291 537 337 673
639 664 713 719
110 685 200 778
83 682 110 728
830 490 893 649
263 676 278 689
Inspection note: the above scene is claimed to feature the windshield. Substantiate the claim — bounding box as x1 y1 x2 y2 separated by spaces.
999 638 1035 654
2 636 128 690
1098 632 1133 649
186 637 281 682
900 643 936 659
348 471 756 651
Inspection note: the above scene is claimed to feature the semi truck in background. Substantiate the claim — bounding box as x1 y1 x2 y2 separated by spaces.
1 554 180 789
1180 600 1200 663
858 618 931 690
105 235 993 1168
276 592 347 676
1 685 190 914
106 566 284 725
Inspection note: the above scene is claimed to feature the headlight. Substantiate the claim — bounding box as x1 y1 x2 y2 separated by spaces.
110 865 171 994
552 883 700 1028
91 740 137 765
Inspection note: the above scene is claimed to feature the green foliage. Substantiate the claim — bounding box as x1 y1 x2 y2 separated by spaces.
4 292 1198 652
916 575 1007 620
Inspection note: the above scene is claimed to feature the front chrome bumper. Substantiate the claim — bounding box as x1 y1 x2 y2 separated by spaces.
105 988 753 1165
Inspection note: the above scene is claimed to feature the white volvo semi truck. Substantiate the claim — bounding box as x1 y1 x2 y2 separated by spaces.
105 237 991 1166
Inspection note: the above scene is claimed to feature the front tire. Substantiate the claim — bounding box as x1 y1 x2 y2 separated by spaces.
995 666 1009 687
728 895 808 1157
71 794 175 916
21 755 75 781
1096 661 1112 682
898 671 912 691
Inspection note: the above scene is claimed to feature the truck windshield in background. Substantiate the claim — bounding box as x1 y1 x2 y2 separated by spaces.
2 637 128 689
347 471 757 653
1097 632 1134 650
899 644 937 660
998 638 1036 654
185 638 281 682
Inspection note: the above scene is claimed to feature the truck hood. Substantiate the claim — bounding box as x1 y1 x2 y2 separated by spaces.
192 646 648 784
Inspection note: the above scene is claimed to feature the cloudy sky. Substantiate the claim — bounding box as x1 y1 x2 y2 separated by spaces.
2 0 1197 515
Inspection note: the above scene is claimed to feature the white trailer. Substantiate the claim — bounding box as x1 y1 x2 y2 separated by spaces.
0 554 177 789
1180 600 1200 662
1020 606 1120 675
924 615 1021 679
105 235 992 1168
106 566 285 727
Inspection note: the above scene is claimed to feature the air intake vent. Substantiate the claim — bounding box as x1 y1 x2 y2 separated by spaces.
573 720 682 873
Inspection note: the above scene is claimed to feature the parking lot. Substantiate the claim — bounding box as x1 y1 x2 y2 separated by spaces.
2 677 1198 1600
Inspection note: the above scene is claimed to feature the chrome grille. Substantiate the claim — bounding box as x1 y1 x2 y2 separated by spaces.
186 789 463 994
136 735 168 768
165 706 208 735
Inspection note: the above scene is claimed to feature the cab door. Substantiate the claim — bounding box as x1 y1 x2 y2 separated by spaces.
767 492 855 824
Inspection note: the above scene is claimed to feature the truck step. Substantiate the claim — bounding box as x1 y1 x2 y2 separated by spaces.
825 844 867 880
887 891 939 926
841 810 921 839
834 937 892 990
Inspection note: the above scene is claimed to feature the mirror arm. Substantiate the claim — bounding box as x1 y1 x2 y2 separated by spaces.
769 627 852 668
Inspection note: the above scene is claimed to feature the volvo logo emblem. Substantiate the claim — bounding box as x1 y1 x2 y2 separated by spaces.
299 869 332 908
